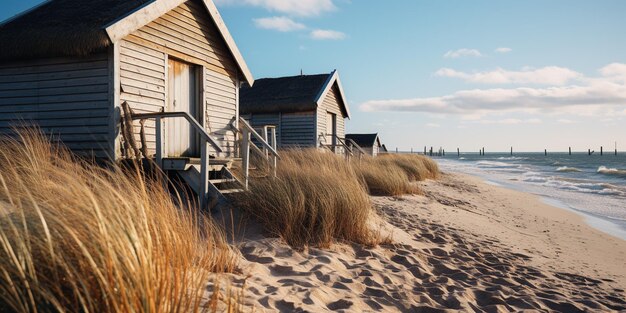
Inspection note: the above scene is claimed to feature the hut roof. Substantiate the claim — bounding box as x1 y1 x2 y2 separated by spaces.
345 133 381 148
240 70 350 118
0 0 254 84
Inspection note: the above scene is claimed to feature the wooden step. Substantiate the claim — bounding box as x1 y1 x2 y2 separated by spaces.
209 178 238 184
220 188 244 194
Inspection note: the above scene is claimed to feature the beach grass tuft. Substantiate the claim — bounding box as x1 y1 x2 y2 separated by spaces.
0 129 236 313
233 149 378 249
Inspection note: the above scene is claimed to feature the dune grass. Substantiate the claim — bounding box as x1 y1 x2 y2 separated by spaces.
233 149 377 249
0 130 236 313
351 154 440 196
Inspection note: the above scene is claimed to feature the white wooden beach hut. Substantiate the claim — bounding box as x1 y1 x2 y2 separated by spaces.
345 133 383 157
239 71 362 156
0 0 278 207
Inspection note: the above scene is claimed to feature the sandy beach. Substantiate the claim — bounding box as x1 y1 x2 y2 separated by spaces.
217 171 626 312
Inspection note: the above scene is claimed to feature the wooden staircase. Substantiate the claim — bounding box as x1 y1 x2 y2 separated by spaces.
130 111 279 210
162 157 245 199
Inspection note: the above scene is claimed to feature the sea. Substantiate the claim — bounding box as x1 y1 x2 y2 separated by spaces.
435 152 626 240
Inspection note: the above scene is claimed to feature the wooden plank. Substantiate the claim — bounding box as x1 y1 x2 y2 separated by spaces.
0 109 110 120
120 93 165 107
0 76 109 91
0 101 110 113
120 61 165 80
121 40 166 59
0 59 109 76
0 68 109 84
120 70 165 86
120 76 165 93
120 54 165 73
120 84 165 101
0 85 109 98
0 93 108 105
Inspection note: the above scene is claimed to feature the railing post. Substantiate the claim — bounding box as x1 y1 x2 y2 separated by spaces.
241 127 251 190
262 126 269 159
155 116 163 167
200 141 209 210
270 127 277 178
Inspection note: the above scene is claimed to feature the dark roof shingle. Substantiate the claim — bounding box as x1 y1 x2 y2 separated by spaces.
0 0 153 61
345 133 380 148
239 73 331 114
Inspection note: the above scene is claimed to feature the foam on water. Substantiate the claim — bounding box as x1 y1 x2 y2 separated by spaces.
598 166 626 178
438 153 626 240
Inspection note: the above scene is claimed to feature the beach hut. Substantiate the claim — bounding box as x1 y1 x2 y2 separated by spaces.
239 70 352 153
345 133 383 157
0 0 278 206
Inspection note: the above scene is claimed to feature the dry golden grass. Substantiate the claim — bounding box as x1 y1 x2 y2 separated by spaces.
0 130 237 313
350 158 416 196
234 149 377 249
351 154 440 196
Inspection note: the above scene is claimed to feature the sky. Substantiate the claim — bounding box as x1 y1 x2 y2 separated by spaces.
2 0 626 152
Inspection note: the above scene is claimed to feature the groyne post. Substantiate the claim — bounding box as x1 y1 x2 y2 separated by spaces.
443 149 445 156
601 146 603 156
569 147 571 155
545 149 547 156
457 148 460 157
588 149 591 156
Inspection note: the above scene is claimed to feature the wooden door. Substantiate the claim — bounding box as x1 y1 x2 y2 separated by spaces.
326 112 337 151
166 59 199 157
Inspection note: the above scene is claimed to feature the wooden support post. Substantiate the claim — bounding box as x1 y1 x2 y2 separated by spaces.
262 126 269 159
457 148 460 157
545 149 547 156
511 147 513 156
601 146 603 156
411 148 413 154
430 147 433 156
155 116 162 167
569 147 571 155
200 141 209 210
424 146 427 155
396 147 399 153
271 127 277 178
241 128 251 190
588 149 591 156
443 149 445 156
482 147 485 156
139 119 149 159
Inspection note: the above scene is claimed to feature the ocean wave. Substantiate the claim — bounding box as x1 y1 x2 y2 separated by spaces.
497 156 528 161
556 166 582 173
476 161 521 169
597 166 626 178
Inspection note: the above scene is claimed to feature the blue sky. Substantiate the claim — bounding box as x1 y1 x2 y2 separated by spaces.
3 0 626 152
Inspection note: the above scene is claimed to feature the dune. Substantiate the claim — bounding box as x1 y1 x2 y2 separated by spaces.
211 172 626 312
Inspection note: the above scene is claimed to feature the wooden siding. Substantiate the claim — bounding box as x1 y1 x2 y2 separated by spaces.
316 83 346 146
119 0 240 158
243 112 316 148
0 54 111 158
281 112 316 148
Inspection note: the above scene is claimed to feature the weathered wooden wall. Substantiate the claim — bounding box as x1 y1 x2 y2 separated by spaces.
243 111 316 148
316 83 346 146
120 0 239 158
0 54 111 158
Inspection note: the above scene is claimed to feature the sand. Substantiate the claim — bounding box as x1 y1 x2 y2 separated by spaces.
210 172 626 312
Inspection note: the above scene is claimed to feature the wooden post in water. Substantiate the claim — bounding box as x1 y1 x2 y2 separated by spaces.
430 147 433 156
443 149 445 156
482 147 485 156
601 146 603 156
457 148 460 157
411 148 413 154
511 147 513 156
424 146 427 155
588 149 591 156
569 147 571 155
396 147 398 153
545 149 547 156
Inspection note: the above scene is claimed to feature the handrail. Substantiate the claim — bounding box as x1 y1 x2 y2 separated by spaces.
238 117 279 158
132 112 223 153
321 134 367 156
343 137 367 155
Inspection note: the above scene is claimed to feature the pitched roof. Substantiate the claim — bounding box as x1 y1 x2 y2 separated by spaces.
0 0 254 84
345 133 380 148
240 70 350 118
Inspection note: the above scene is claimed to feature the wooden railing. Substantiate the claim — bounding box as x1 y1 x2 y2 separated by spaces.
237 117 279 189
320 134 366 159
131 111 223 209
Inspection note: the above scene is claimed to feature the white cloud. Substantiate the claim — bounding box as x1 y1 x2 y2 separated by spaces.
360 63 626 119
310 29 346 40
435 66 583 85
253 16 306 31
472 118 542 125
425 123 441 128
443 48 482 59
214 0 336 17
495 47 512 53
